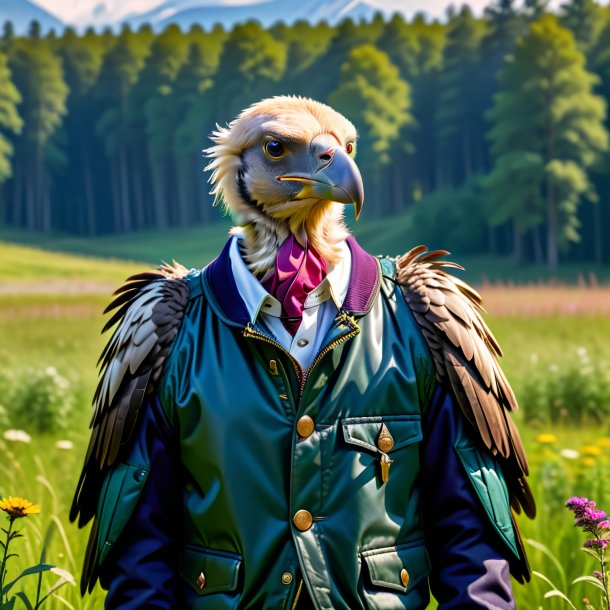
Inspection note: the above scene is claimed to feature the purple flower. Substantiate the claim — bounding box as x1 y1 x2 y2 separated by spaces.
594 570 604 582
599 520 610 530
584 539 609 550
576 508 608 527
567 497 592 510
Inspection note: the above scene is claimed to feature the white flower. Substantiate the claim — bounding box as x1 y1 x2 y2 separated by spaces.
3 429 32 444
55 440 74 450
560 448 580 460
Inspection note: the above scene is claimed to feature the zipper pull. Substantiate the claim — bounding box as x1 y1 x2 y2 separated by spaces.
379 452 393 484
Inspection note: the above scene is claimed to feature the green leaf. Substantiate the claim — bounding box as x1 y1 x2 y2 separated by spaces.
572 575 606 591
1 564 54 596
14 592 33 610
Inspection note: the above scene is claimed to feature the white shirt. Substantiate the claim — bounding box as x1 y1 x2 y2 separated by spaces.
229 235 352 368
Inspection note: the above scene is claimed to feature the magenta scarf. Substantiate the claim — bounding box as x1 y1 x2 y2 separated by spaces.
262 235 327 335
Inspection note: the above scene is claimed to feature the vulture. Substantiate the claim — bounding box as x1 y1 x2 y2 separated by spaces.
71 96 534 610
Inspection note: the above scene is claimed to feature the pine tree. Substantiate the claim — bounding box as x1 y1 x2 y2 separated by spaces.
329 45 412 217
486 15 608 267
560 0 605 54
56 27 104 234
127 24 189 229
92 31 149 233
9 37 68 232
0 50 22 185
435 6 486 188
172 39 224 226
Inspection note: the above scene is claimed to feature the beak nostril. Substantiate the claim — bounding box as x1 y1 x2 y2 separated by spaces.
318 148 334 163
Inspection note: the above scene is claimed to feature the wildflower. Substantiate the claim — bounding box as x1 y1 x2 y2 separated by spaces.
582 457 597 468
566 497 594 511
0 497 40 520
55 440 73 450
576 508 607 528
594 571 604 582
599 520 610 530
581 445 602 457
598 438 610 448
560 448 580 460
585 539 610 550
536 434 557 444
2 429 31 444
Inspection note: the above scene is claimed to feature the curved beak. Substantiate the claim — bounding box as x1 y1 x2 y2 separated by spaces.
277 147 364 219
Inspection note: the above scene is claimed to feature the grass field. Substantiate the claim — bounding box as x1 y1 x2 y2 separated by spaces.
1 239 610 609
2 213 610 285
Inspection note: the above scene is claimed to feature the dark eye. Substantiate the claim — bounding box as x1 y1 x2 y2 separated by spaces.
346 142 355 155
264 139 285 158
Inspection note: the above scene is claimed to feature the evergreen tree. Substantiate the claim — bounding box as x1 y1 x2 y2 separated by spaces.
560 0 605 54
56 28 104 234
173 38 225 226
9 37 68 232
486 15 608 267
435 6 486 188
329 45 412 217
210 21 287 122
92 31 149 232
1 22 14 52
0 50 22 186
127 24 189 229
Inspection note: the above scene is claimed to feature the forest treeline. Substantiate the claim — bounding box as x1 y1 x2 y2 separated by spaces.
0 0 609 267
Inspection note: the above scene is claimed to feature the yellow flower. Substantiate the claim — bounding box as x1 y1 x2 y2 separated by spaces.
0 496 40 520
581 445 603 457
597 438 610 448
582 457 597 468
536 434 557 444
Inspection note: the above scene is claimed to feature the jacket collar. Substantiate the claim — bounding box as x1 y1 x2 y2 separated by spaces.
202 234 381 328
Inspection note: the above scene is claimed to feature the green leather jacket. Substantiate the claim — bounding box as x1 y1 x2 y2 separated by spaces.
95 239 521 610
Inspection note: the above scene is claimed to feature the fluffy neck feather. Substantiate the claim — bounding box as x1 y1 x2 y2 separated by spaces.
231 202 350 277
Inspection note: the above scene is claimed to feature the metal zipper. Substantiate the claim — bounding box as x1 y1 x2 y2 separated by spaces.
291 579 304 609
243 311 360 405
296 311 360 400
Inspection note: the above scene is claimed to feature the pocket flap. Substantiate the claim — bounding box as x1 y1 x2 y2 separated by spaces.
97 462 149 564
362 541 430 593
180 545 242 596
342 415 422 454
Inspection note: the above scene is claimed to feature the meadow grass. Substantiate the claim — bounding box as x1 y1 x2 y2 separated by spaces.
3 215 610 284
2 245 610 608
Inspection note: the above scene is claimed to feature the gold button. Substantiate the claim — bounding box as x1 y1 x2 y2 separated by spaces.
400 568 409 588
296 415 315 438
281 571 293 585
197 572 206 590
297 338 309 347
293 509 313 531
377 423 394 452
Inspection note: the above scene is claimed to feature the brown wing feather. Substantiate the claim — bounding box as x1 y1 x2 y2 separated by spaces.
396 247 535 524
70 262 189 594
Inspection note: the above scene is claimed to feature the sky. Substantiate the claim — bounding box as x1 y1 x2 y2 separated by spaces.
27 0 518 24
29 0 609 25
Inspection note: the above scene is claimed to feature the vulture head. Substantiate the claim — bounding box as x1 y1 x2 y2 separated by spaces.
205 96 363 275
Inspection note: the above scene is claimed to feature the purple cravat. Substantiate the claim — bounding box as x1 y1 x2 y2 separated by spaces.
262 235 327 335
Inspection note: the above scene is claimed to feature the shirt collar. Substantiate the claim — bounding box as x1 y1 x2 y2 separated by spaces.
202 233 381 328
228 235 351 324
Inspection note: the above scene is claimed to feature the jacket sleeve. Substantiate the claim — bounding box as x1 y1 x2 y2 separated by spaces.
98 394 181 610
421 384 517 610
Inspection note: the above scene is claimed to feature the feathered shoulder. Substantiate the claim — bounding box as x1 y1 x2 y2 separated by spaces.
396 246 535 520
70 262 190 529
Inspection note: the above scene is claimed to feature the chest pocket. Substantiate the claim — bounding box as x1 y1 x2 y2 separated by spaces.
340 414 423 493
342 415 422 454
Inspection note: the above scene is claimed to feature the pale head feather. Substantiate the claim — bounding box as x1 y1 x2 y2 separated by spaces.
204 96 358 274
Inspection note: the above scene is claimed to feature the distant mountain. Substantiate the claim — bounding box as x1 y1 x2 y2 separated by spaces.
0 0 64 33
126 0 389 31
